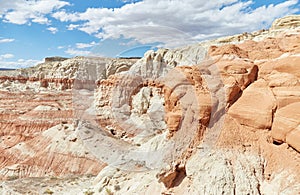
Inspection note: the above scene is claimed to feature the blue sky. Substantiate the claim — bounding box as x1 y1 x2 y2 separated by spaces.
0 0 299 68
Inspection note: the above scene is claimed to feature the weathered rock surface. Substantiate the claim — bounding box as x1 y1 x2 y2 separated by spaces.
0 90 105 180
271 103 300 147
228 79 277 129
0 15 300 194
23 56 137 80
87 15 300 194
271 15 300 30
208 17 300 151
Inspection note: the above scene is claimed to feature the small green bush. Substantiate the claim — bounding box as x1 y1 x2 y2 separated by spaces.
43 188 54 194
84 190 94 195
7 175 18 181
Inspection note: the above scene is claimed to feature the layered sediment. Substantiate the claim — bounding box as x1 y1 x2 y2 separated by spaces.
0 15 300 194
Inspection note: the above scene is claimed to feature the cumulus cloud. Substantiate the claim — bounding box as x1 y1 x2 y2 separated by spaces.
0 58 43 68
52 11 79 22
65 41 101 56
47 27 58 34
0 0 70 25
76 41 97 49
52 0 299 47
65 48 91 56
0 53 14 59
67 24 80 30
0 38 15 43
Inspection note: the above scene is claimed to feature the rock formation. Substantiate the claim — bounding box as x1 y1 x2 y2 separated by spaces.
0 15 300 194
0 57 137 181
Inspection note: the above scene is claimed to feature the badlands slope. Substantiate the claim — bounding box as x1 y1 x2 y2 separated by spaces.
0 15 300 194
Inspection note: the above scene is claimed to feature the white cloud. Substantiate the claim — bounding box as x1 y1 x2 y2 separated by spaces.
0 53 14 59
0 38 15 43
67 24 80 30
52 11 79 22
65 41 100 56
0 59 43 68
52 0 299 47
47 27 58 34
76 41 97 49
65 48 91 56
0 0 70 25
32 17 50 24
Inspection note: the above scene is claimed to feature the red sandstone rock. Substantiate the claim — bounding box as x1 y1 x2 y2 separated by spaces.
271 102 300 144
286 127 300 152
228 79 277 129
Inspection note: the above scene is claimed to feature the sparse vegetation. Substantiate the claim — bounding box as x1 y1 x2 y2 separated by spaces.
114 185 121 191
7 175 18 181
105 188 113 195
50 176 58 180
43 188 54 194
84 190 94 195
86 174 94 178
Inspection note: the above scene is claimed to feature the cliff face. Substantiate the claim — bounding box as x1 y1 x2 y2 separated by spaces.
90 15 300 194
0 15 300 194
0 90 105 180
0 57 137 180
219 34 300 151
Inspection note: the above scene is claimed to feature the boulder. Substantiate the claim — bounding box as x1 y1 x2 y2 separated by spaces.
286 127 300 152
228 79 276 129
271 102 300 143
